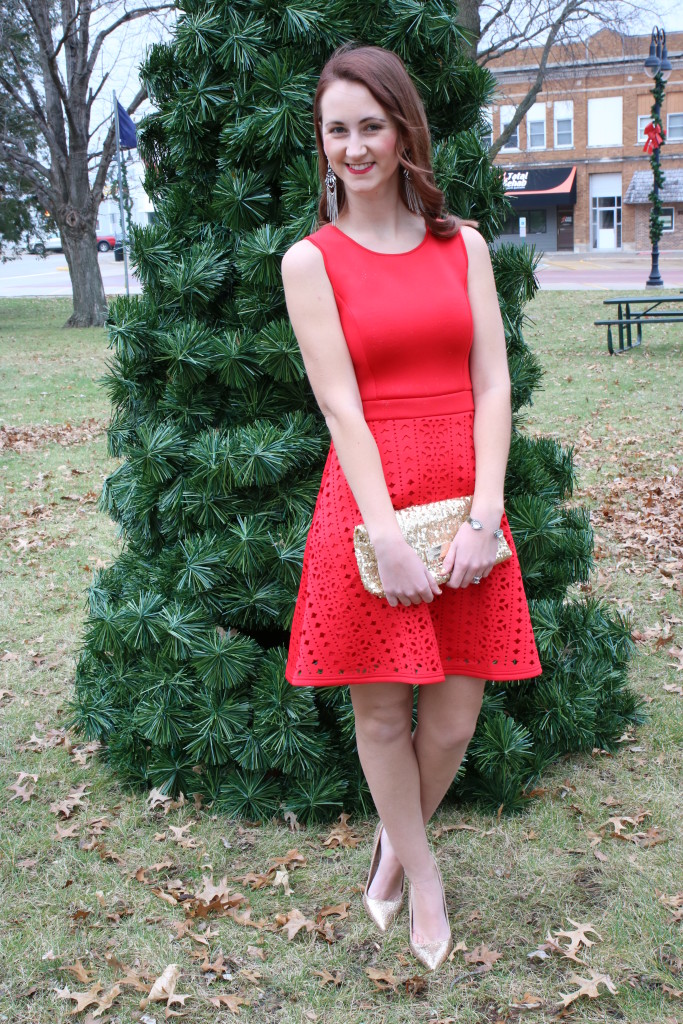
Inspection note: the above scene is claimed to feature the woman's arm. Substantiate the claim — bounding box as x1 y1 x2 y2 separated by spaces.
280 239 440 606
440 225 512 588
281 239 403 548
462 224 512 529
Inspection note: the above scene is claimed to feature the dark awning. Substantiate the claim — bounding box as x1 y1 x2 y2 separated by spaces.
503 166 576 208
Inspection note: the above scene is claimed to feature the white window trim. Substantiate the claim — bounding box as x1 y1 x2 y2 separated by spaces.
554 117 573 149
527 119 546 150
500 105 520 152
667 112 683 143
659 207 675 232
637 114 650 144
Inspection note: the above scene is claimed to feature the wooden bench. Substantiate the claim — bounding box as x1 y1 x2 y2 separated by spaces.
594 294 683 355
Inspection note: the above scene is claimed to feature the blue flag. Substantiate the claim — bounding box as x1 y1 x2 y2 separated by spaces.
117 101 137 149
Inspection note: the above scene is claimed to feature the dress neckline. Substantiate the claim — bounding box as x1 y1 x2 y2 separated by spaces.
329 223 430 256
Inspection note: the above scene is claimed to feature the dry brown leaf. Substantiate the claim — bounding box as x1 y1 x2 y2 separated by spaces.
322 813 362 849
56 981 103 1013
64 960 93 984
140 964 183 1008
317 902 350 921
275 908 317 941
463 943 502 971
207 993 251 1013
558 968 618 1008
246 945 266 960
312 969 342 986
8 772 38 802
365 966 400 990
551 919 603 955
271 869 292 895
49 783 89 819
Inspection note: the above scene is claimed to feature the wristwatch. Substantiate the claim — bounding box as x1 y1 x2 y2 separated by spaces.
467 515 505 540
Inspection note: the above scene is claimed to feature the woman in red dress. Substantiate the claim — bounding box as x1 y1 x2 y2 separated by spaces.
281 43 542 970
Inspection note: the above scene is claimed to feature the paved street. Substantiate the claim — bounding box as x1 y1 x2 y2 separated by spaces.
536 250 683 290
1 248 683 298
0 251 142 297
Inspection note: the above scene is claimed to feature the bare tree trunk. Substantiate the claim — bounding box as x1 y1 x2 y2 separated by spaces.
455 0 482 60
61 223 108 327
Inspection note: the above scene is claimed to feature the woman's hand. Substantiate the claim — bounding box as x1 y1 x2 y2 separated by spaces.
374 536 442 607
440 521 499 589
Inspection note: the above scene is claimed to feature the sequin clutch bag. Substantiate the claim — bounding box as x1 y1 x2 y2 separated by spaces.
353 495 512 599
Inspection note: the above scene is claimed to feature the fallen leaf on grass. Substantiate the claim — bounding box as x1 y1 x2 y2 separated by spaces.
247 945 266 960
271 869 292 895
56 981 103 1013
322 813 362 849
64 960 93 984
139 964 189 1011
275 908 318 941
365 966 400 990
50 783 89 818
8 771 38 802
509 992 544 1009
559 968 618 1008
551 919 603 955
317 902 350 921
312 969 342 986
463 944 502 971
207 993 251 1013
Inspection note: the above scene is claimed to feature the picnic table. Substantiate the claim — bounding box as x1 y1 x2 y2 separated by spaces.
594 294 683 355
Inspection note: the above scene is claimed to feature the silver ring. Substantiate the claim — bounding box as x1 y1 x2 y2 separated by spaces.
472 576 481 584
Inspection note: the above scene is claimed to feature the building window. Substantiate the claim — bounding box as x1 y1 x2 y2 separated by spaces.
528 121 545 148
554 100 573 148
667 113 683 142
481 106 493 149
587 96 622 147
500 105 519 150
526 103 546 150
637 115 650 143
659 207 674 232
502 208 547 235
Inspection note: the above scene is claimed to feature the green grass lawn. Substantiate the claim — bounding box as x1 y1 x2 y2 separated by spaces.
0 294 681 1024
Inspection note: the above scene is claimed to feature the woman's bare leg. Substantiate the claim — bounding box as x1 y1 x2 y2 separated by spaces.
350 682 450 944
365 675 486 917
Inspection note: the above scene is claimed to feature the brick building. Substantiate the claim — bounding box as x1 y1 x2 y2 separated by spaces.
486 28 683 252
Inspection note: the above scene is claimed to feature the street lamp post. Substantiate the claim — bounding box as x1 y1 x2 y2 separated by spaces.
643 27 672 288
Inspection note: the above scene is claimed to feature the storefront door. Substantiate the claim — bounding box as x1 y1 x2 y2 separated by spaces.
557 207 574 250
589 173 622 250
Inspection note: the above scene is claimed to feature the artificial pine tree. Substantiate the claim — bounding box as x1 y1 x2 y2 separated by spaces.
70 0 643 823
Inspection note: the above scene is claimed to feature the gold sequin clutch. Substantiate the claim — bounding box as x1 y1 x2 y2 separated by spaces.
353 495 512 598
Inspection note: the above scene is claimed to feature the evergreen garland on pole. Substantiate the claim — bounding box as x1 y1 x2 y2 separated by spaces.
646 72 666 247
69 0 642 823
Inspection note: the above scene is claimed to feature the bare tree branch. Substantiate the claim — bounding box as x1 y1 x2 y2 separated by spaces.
86 2 174 79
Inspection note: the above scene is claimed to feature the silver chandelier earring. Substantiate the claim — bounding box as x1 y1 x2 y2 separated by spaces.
325 160 338 224
403 166 423 214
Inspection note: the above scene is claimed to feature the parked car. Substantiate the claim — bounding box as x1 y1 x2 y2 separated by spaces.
27 234 62 254
26 233 117 254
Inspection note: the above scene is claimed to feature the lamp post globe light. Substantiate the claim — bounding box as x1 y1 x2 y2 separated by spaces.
643 27 671 288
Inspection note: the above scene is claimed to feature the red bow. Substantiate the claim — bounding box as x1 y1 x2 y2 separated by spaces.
643 121 665 153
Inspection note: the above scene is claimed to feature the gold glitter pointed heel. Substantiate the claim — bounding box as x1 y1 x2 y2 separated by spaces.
408 856 453 971
362 821 404 933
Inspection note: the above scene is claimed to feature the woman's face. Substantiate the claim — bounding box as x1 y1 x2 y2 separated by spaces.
319 79 400 202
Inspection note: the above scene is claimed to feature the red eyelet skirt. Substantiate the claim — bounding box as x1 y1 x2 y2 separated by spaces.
284 390 542 686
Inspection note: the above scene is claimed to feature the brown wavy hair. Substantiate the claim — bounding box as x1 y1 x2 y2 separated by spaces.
313 43 475 238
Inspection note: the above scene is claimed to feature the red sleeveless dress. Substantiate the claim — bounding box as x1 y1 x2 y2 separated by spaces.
284 222 542 687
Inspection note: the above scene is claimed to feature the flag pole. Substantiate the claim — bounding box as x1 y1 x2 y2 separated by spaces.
113 90 130 297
